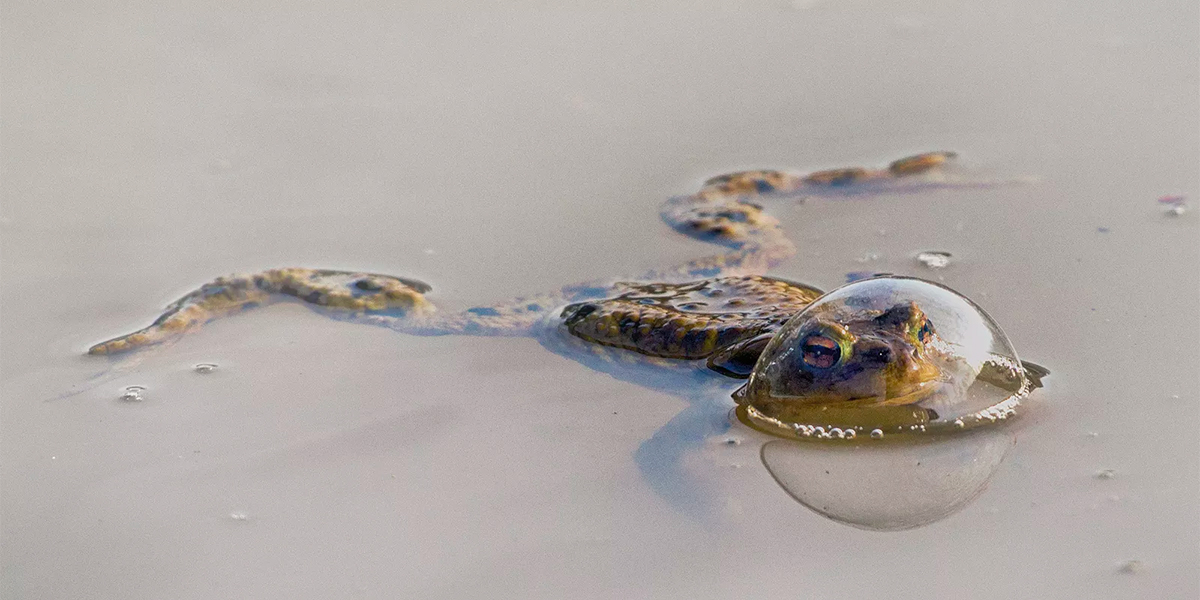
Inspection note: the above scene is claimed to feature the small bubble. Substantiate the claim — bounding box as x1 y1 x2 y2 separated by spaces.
916 251 952 269
724 437 741 446
119 385 146 402
423 248 436 255
1167 204 1187 216
1097 226 1111 233
1094 469 1116 480
843 429 856 440
229 512 249 521
870 429 884 439
1117 560 1144 574
954 419 965 428
193 363 218 374
855 252 881 263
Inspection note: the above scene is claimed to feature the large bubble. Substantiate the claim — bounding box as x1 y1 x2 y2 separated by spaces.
734 276 1040 440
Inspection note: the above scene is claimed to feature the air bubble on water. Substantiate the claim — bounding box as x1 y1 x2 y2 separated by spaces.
916 251 952 269
954 419 965 428
193 363 218 374
870 429 884 439
1167 204 1187 216
229 512 249 521
119 386 146 402
724 437 742 446
1094 469 1116 480
855 252 881 263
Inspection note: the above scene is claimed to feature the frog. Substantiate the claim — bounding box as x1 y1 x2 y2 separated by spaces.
85 151 1046 431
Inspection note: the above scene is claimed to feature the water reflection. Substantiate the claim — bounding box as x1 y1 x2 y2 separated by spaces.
759 426 1015 531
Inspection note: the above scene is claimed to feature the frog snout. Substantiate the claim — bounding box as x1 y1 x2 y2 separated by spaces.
858 342 892 364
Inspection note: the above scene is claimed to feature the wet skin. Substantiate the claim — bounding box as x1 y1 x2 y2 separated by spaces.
87 152 979 409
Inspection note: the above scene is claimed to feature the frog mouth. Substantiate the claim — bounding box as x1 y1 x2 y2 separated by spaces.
778 381 941 409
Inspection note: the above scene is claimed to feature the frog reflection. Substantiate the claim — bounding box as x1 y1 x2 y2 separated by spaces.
760 427 1016 531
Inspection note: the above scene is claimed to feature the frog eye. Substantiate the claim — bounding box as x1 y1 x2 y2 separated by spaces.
917 319 935 344
801 334 842 369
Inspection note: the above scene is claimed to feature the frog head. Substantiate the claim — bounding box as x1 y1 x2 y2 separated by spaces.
776 301 942 405
724 299 948 435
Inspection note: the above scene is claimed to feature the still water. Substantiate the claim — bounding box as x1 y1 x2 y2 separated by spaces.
2 2 1197 599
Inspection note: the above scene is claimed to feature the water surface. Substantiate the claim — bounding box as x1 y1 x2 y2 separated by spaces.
2 2 1197 599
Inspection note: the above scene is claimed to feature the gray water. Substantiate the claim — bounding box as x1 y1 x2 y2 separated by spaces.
2 2 1197 599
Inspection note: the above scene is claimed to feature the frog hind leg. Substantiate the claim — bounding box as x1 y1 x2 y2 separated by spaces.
350 289 568 338
86 267 436 356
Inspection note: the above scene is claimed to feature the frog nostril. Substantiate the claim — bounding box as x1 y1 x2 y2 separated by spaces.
354 279 383 292
861 346 891 363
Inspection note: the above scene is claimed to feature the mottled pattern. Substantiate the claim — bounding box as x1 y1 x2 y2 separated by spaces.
560 276 822 359
88 152 959 372
88 268 433 354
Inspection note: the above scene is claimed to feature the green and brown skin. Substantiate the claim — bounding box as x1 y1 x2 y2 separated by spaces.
87 152 960 404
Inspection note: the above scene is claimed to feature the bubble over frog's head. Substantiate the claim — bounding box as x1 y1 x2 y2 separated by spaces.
735 277 1035 438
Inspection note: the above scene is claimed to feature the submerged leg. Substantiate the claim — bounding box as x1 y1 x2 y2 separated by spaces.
87 268 435 355
656 152 965 280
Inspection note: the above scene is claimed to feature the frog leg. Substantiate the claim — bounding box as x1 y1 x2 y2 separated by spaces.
350 289 570 338
657 152 965 281
86 267 436 355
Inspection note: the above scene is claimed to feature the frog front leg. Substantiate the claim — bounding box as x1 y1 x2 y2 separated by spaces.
656 151 961 281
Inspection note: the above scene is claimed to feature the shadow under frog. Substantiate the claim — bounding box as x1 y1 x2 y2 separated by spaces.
77 152 1047 523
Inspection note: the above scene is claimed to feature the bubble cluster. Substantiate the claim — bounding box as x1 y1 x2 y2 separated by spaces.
119 385 146 402
915 251 952 269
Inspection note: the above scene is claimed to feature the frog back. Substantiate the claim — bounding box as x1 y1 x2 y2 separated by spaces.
558 276 823 360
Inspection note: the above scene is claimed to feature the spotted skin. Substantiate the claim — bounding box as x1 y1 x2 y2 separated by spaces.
88 269 433 354
560 276 822 359
88 152 960 373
